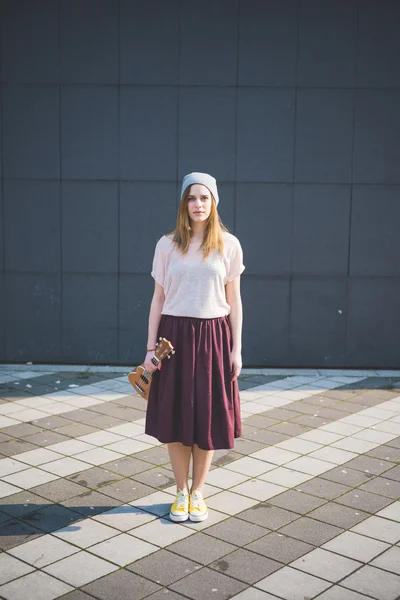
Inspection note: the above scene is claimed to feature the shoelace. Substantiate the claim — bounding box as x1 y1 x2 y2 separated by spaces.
191 491 202 509
175 491 188 509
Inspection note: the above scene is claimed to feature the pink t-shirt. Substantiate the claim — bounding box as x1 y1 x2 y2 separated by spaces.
151 232 245 319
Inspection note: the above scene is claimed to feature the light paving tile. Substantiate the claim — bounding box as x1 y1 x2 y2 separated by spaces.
298 430 344 445
375 501 400 523
225 457 276 477
105 439 153 455
251 447 301 466
361 407 399 419
285 456 336 476
46 440 96 455
0 571 73 600
205 467 250 489
276 438 323 455
0 458 31 477
3 467 58 489
341 565 400 600
370 546 400 575
0 416 21 428
135 433 163 445
38 403 77 415
53 517 118 548
250 396 290 407
322 531 389 562
9 534 80 567
258 467 313 488
0 480 22 498
290 548 361 582
130 518 195 548
0 554 34 585
373 421 400 434
15 448 63 466
7 408 49 422
14 396 54 408
106 423 145 437
43 550 118 587
353 429 398 444
229 588 280 600
79 431 126 446
62 396 103 408
340 414 382 427
319 422 364 436
134 490 175 517
40 457 90 476
89 391 128 402
0 403 32 415
183 508 229 531
331 437 378 454
351 516 400 544
91 532 159 566
241 401 273 414
307 447 357 465
93 504 156 531
231 479 286 502
206 490 259 515
256 566 330 599
73 447 125 466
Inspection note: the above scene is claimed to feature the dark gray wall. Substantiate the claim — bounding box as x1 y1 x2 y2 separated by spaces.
0 0 399 367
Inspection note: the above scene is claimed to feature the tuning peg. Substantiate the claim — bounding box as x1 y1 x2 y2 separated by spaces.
171 350 175 354
167 355 171 359
159 336 162 340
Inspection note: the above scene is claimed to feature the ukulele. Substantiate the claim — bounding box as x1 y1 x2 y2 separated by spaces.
128 337 175 400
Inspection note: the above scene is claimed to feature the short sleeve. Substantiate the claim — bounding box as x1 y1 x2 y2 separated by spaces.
227 238 245 281
151 237 167 286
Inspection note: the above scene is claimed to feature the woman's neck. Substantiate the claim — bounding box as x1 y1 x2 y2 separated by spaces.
190 222 206 242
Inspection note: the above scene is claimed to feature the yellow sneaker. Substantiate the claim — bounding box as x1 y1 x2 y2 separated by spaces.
169 489 189 522
189 489 208 522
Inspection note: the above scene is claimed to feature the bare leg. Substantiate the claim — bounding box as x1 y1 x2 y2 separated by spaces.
167 442 192 491
191 444 214 492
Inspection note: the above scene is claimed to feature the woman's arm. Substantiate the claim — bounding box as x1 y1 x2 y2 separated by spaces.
144 282 165 372
225 276 243 380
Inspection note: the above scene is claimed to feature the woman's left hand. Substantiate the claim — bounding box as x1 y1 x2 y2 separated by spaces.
231 350 242 381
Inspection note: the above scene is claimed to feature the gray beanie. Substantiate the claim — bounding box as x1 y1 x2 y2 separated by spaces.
181 172 219 206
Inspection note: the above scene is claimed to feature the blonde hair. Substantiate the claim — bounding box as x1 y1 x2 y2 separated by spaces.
171 186 228 258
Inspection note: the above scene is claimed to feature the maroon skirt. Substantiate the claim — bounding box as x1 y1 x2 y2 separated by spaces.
145 314 242 450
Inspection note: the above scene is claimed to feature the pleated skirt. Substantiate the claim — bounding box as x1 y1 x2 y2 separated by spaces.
145 314 242 450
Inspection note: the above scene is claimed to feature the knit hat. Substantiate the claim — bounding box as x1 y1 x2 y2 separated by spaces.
180 172 219 206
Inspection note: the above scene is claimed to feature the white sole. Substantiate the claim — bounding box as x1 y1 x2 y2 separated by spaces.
169 512 189 522
189 511 209 522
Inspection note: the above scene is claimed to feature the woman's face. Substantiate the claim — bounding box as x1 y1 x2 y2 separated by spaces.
187 184 212 223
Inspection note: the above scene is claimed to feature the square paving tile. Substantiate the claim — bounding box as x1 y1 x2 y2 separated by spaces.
207 491 259 515
366 445 400 463
170 566 247 600
99 478 154 502
131 517 196 548
382 465 400 483
40 457 89 477
375 501 400 522
351 515 400 543
0 490 51 519
258 467 313 488
225 457 276 477
0 519 43 551
62 489 119 516
89 532 159 566
358 476 400 501
3 467 59 488
290 548 361 582
9 533 80 567
127 548 200 586
246 532 313 564
268 490 327 514
210 548 281 584
82 569 160 600
344 455 396 476
316 587 380 600
43 550 119 586
279 517 343 546
205 467 250 489
335 489 392 513
0 570 73 600
53 516 118 548
22 503 81 533
255 565 330 599
30 478 87 502
370 546 400 575
93 504 156 531
284 456 336 477
341 565 400 600
294 477 351 500
168 531 236 565
132 467 177 490
133 490 175 517
231 479 286 502
101 457 153 477
322 531 389 562
320 466 373 487
205 517 266 546
309 502 369 528
0 554 34 585
0 457 32 477
23 431 71 446
238 503 299 531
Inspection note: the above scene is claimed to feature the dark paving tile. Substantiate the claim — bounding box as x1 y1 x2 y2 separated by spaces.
238 503 298 530
0 432 13 443
56 592 95 600
243 430 290 446
344 455 396 476
379 465 400 482
170 567 247 600
0 511 12 525
67 467 123 490
0 439 38 456
99 478 154 502
358 476 400 499
241 415 280 429
54 423 100 438
309 502 369 528
82 568 160 600
295 477 351 500
386 436 400 449
263 408 301 421
340 565 400 600
246 531 314 564
127 549 199 586
62 490 119 516
0 519 44 551
0 490 52 518
144 591 188 600
23 430 72 446
2 423 43 438
333 401 369 414
212 450 243 467
268 490 327 514
279 516 343 546
168 532 236 566
101 457 154 477
30 478 87 502
291 415 333 428
81 414 128 429
89 403 143 422
366 445 400 463
113 395 147 411
268 422 312 436
30 415 74 430
240 424 260 437
335 489 393 513
0 390 35 400
318 389 360 400
133 467 176 490
321 466 376 487
21 503 81 533
232 438 265 455
205 517 266 546
210 548 281 584
133 446 171 466
312 407 350 421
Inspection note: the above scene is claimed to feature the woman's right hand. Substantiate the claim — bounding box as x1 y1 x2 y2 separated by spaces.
143 351 161 373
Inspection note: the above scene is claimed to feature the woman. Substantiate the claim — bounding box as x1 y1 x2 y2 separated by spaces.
144 172 244 523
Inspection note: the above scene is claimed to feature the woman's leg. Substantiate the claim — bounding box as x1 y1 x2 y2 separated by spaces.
167 442 192 491
191 444 214 491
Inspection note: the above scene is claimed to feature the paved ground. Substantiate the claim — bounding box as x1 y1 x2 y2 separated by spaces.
0 365 399 600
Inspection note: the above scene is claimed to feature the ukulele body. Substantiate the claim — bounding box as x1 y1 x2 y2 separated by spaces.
128 337 175 400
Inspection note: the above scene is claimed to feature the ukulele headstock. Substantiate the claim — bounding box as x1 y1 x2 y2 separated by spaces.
155 337 175 361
